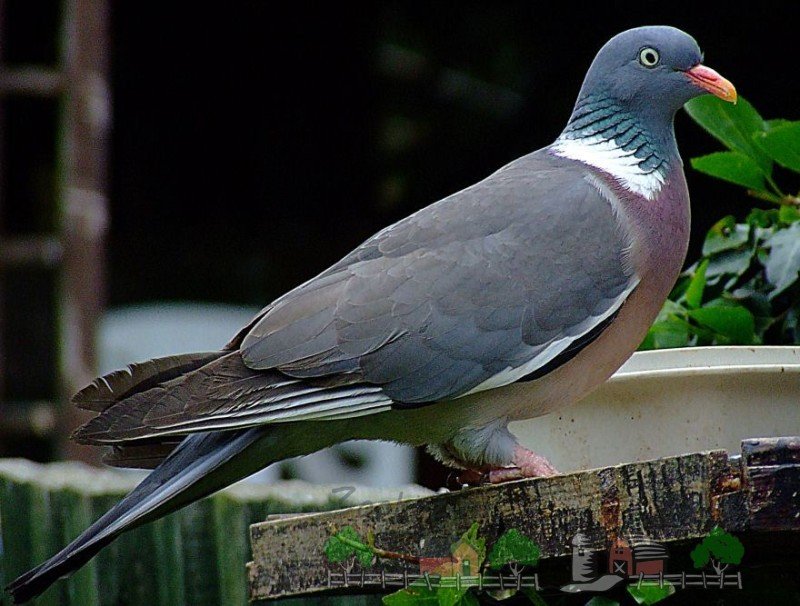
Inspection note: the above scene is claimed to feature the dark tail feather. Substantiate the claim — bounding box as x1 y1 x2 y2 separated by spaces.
6 427 270 603
73 351 224 412
102 440 183 469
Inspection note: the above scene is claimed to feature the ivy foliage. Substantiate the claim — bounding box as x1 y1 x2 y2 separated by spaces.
641 96 800 349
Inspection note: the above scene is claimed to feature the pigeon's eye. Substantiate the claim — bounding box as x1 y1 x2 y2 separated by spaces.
639 47 660 68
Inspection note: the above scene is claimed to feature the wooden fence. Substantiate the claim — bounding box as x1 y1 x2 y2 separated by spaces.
321 570 744 591
0 459 427 605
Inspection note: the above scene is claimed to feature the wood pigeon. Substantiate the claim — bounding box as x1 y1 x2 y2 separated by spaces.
8 25 736 602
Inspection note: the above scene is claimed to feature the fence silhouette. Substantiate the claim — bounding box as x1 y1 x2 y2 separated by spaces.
327 570 541 591
326 569 744 591
634 571 743 589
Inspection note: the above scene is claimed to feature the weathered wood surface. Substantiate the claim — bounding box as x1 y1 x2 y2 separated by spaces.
742 436 800 531
249 437 800 601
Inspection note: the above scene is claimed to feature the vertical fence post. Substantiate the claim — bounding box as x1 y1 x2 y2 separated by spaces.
0 0 6 403
58 0 110 462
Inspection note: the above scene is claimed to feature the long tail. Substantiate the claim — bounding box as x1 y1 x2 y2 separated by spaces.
6 427 271 603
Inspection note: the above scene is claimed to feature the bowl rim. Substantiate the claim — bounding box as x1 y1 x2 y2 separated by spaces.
611 346 800 382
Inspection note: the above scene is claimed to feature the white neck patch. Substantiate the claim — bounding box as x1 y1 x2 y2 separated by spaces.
551 135 665 200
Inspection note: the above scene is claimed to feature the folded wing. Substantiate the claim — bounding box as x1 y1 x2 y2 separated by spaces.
74 152 637 445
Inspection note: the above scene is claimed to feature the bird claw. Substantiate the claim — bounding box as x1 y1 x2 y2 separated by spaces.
507 444 560 479
458 446 560 486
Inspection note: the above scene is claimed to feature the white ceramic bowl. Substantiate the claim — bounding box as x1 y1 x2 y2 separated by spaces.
511 346 800 472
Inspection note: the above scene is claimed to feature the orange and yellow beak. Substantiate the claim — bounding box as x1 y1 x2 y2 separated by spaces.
684 64 737 103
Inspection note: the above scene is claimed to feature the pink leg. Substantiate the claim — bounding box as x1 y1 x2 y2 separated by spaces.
456 445 560 485
487 445 559 483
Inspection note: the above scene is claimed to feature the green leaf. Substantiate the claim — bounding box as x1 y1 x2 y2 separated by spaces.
766 119 792 131
779 204 800 224
357 548 375 567
691 542 711 569
488 529 541 569
383 583 440 606
438 587 469 606
693 527 745 567
323 526 372 565
691 151 769 192
754 122 800 173
324 534 353 564
641 300 691 350
705 248 753 282
747 208 779 228
764 221 800 297
638 331 656 351
688 300 757 344
729 286 773 325
642 316 691 350
702 216 750 256
684 95 771 172
627 581 676 605
684 259 709 309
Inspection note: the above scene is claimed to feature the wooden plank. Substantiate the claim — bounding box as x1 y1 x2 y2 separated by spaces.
249 439 800 601
57 0 111 463
249 449 737 600
0 400 58 439
742 436 800 467
0 0 7 414
0 235 63 268
0 67 65 96
743 436 800 532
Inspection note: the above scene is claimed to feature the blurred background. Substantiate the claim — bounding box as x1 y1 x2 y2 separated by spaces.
0 2 797 488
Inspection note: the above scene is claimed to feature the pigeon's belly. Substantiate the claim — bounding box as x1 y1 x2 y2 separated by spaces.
493 276 674 422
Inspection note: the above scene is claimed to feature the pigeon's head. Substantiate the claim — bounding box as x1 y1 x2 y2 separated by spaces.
577 26 736 119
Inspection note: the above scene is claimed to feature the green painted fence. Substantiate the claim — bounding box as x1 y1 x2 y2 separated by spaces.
0 459 428 605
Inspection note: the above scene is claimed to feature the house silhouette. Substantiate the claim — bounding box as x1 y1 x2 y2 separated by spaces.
419 542 479 576
608 537 668 577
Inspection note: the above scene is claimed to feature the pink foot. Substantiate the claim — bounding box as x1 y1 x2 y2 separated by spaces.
456 445 559 485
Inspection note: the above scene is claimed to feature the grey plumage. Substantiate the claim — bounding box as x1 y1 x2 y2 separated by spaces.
243 153 636 402
7 25 737 603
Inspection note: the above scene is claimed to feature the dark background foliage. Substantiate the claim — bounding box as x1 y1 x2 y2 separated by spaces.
106 3 800 311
